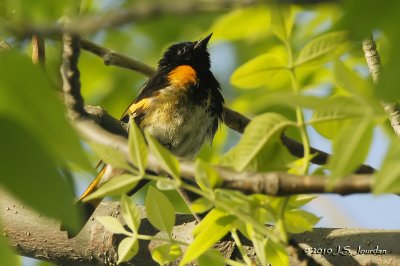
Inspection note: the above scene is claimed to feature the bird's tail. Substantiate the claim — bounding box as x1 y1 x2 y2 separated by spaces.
63 166 106 238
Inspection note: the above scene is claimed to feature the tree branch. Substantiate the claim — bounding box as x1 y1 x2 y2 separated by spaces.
363 37 400 136
1 189 398 265
75 115 376 195
7 0 341 38
80 39 376 174
61 33 86 119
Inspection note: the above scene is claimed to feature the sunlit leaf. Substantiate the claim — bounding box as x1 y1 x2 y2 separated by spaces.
271 4 295 43
374 137 400 193
194 159 220 191
145 186 175 234
334 60 375 103
121 194 141 232
230 53 287 89
284 209 320 233
265 239 289 266
191 197 214 213
246 224 267 266
96 216 130 235
220 113 293 171
180 209 235 265
83 174 142 201
210 6 270 41
198 249 225 266
117 236 139 264
146 133 180 180
129 119 147 175
156 178 180 191
89 142 134 172
151 243 181 265
287 195 317 209
295 31 348 67
328 119 374 185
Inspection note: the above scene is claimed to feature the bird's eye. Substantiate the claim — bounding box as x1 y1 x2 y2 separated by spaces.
177 47 187 55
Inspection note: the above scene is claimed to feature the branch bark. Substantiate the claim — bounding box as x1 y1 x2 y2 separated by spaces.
362 37 400 136
75 116 375 195
1 189 398 265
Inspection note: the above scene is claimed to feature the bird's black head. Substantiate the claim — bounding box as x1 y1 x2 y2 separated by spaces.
158 33 213 71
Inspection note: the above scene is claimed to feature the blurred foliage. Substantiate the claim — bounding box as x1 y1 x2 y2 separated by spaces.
1 0 400 265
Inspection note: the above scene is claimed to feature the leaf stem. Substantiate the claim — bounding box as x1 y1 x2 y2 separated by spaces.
231 229 253 265
285 40 311 175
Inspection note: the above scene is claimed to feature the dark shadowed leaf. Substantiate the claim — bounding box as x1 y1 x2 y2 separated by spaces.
0 117 80 230
0 51 90 171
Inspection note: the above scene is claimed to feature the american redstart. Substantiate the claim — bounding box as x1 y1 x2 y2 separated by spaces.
67 33 224 236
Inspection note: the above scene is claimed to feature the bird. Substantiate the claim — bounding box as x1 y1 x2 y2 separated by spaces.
66 33 224 236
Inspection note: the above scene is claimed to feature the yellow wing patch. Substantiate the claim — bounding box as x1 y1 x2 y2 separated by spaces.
168 65 197 87
128 98 152 115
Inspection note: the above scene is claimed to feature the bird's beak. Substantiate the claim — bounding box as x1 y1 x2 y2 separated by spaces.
194 33 213 50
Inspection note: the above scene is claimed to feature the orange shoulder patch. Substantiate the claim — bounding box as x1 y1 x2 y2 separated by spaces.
168 65 197 87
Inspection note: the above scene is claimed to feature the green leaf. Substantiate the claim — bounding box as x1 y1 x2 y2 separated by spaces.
129 119 148 175
220 113 292 171
180 209 235 265
0 51 90 171
295 31 348 67
5 0 77 24
156 178 180 191
145 186 175 234
121 194 141 233
191 197 214 213
89 142 134 172
0 233 19 266
328 119 374 185
265 239 289 266
194 159 220 191
334 60 375 102
230 53 287 89
271 4 295 43
287 195 317 209
96 216 130 235
374 137 400 193
311 111 353 140
117 236 139 264
198 249 225 266
210 6 270 41
83 174 142 201
284 210 320 233
146 133 180 180
0 117 80 231
246 224 268 266
151 243 181 265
